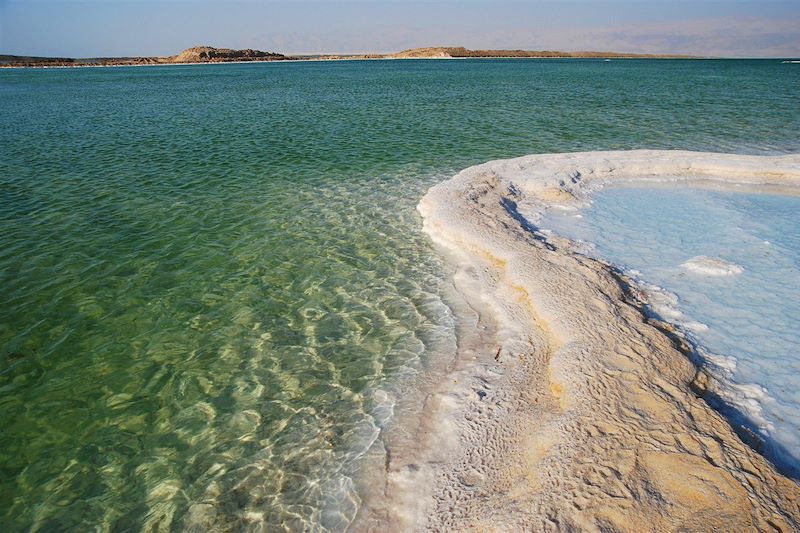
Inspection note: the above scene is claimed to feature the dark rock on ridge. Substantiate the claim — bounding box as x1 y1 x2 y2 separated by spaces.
170 46 286 63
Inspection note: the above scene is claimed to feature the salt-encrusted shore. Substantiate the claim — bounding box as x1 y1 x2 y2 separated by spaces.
359 151 800 531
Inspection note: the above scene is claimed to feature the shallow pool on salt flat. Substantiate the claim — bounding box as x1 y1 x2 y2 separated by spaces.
539 185 800 474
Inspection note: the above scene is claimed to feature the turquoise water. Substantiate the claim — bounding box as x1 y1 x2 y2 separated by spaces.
1 59 799 531
540 187 800 476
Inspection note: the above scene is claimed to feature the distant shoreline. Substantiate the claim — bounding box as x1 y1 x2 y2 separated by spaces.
6 56 795 71
0 58 700 70
0 45 706 68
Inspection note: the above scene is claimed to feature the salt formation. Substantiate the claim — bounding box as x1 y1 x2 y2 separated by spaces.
362 151 800 531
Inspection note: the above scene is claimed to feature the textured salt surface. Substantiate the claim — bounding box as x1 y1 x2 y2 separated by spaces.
539 186 800 476
382 150 800 531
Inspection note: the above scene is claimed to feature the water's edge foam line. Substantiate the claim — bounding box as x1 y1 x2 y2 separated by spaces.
386 151 800 530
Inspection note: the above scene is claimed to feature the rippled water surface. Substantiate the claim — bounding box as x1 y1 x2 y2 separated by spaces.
1 59 799 531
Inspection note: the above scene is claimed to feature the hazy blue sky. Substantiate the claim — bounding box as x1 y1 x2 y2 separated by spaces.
1 1 798 57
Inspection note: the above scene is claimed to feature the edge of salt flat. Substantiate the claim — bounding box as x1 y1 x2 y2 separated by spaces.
374 150 800 531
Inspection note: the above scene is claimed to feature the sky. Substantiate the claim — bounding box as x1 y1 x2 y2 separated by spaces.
1 0 799 58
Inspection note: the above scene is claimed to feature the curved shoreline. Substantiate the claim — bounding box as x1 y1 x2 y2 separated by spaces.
364 151 800 530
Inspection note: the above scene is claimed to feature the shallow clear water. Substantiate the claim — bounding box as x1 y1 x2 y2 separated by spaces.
1 59 799 531
541 186 800 475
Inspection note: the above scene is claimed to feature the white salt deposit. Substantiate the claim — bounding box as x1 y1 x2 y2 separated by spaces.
681 256 745 276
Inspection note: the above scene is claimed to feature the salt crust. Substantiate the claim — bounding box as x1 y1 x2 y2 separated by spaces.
357 151 800 532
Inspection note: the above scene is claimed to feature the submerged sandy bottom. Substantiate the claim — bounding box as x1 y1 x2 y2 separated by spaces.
355 151 800 531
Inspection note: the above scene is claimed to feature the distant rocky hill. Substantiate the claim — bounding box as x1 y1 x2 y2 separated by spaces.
169 46 285 63
388 47 463 59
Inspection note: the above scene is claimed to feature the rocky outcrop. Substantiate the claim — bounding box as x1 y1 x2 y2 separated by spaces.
169 46 285 63
389 47 468 58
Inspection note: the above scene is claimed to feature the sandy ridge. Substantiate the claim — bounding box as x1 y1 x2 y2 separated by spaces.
368 151 800 531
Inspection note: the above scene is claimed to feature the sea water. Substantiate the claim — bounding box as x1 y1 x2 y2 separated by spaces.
540 185 800 475
1 59 799 530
